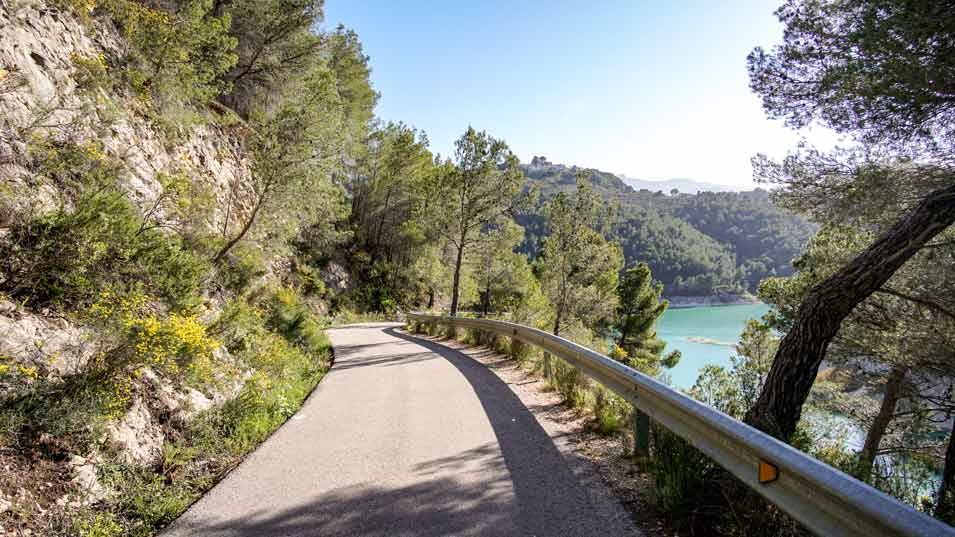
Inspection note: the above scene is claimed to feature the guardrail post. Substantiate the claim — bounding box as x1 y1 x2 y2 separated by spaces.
632 407 650 458
543 352 552 381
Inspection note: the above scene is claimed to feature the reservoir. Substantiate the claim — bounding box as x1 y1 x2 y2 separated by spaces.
657 303 771 389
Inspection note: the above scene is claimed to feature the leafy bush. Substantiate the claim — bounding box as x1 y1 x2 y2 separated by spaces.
265 286 331 360
74 512 124 537
0 187 207 311
92 0 237 108
592 387 626 435
217 242 268 294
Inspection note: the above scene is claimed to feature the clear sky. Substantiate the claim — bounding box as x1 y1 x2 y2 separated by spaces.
323 1 834 189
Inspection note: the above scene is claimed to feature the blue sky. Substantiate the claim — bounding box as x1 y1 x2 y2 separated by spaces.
323 1 835 188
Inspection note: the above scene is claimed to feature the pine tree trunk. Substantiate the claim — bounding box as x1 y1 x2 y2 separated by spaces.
449 244 464 316
214 194 265 264
854 365 906 481
937 418 955 524
744 182 955 441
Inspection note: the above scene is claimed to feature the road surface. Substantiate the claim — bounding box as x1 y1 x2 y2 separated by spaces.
163 322 639 536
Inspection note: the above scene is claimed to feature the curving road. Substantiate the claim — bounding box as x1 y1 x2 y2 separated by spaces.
163 322 640 537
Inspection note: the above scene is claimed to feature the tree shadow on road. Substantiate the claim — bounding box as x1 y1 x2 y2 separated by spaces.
383 327 635 536
162 327 635 537
168 472 517 537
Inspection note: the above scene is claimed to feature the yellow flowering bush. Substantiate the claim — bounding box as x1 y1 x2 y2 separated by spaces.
88 290 219 384
124 313 219 380
0 353 40 384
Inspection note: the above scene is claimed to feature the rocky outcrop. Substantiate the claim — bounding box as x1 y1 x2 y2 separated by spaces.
0 3 259 469
0 2 254 232
66 455 108 505
106 397 164 465
0 300 92 377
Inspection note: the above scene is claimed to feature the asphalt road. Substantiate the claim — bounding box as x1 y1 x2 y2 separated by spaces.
162 322 639 537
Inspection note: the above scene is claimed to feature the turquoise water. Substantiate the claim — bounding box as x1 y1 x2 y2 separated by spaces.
657 303 771 389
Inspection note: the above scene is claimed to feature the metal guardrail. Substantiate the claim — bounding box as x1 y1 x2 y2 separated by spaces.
406 313 955 537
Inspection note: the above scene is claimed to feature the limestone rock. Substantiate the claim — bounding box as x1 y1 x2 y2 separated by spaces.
106 398 164 465
0 301 91 377
67 455 107 504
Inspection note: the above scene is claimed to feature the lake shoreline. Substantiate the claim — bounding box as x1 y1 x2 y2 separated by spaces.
664 294 761 309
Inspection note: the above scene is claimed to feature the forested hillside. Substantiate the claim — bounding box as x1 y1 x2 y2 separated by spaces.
518 157 815 295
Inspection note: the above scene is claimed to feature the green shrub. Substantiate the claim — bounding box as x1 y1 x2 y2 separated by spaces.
217 243 268 294
646 425 721 515
102 466 195 536
91 0 238 108
0 367 122 453
0 186 206 311
509 337 529 361
592 388 626 435
549 358 588 407
462 327 481 345
298 265 327 297
74 512 124 537
441 323 457 340
265 286 331 360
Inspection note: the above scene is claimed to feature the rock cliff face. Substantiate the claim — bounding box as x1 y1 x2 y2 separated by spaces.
0 3 252 231
0 3 251 468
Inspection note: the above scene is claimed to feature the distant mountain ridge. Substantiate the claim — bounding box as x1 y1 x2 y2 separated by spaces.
618 176 744 194
517 156 816 296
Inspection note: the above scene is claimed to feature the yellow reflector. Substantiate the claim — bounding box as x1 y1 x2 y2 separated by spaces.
758 460 779 483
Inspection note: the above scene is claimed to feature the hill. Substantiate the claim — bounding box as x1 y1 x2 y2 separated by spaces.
517 158 816 296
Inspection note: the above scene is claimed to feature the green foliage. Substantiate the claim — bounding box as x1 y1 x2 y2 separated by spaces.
614 206 738 296
427 127 525 315
613 262 678 376
538 174 621 336
74 512 123 537
517 160 813 295
103 467 195 536
0 188 206 311
326 25 379 143
508 337 530 362
216 0 326 116
88 289 331 535
646 424 723 524
87 0 238 126
665 189 815 291
592 387 626 435
265 286 332 360
216 242 268 294
469 220 542 317
748 0 955 151
0 139 210 310
345 123 438 311
214 64 347 264
690 320 777 419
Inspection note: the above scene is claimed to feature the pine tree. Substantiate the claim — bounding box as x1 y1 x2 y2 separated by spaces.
613 262 679 376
